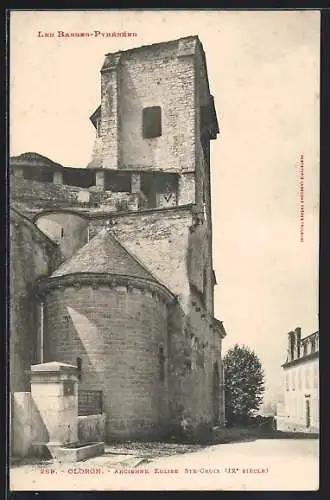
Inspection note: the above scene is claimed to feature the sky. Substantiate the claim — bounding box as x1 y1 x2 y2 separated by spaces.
10 10 320 402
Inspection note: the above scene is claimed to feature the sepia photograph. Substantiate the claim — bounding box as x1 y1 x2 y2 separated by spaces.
8 9 320 491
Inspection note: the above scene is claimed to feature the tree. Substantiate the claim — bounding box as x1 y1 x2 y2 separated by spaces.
223 344 265 426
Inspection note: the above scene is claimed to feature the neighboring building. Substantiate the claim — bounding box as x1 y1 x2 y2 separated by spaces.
276 327 319 433
10 35 227 444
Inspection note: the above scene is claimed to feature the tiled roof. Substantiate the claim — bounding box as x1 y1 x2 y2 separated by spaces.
51 228 157 282
10 152 64 169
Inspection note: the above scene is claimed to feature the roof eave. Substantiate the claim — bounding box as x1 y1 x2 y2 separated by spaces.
36 272 176 304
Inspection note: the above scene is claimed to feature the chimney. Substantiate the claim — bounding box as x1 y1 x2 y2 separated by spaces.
288 331 296 361
295 327 301 358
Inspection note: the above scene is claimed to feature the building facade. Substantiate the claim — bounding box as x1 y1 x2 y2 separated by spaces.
10 36 227 443
276 327 319 433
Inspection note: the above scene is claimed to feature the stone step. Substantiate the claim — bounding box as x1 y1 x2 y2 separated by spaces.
47 442 105 463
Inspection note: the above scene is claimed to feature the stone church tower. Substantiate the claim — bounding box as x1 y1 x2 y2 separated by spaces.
10 35 226 441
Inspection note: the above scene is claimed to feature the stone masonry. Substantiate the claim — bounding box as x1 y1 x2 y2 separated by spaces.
10 35 226 442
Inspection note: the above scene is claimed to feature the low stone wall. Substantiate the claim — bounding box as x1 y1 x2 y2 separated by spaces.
11 177 144 214
11 392 49 458
78 414 106 444
275 416 319 433
11 393 32 458
11 395 105 457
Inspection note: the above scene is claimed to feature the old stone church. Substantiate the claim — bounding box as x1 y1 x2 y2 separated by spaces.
10 35 226 445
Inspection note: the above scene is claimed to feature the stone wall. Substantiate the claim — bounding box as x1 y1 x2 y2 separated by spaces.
89 208 193 310
9 36 224 442
10 209 61 392
98 54 120 170
11 177 89 214
78 414 106 444
89 208 212 313
11 177 143 218
119 43 196 174
11 392 49 458
87 209 224 428
11 392 33 457
167 292 222 428
43 283 169 440
195 42 215 315
36 213 89 261
87 209 222 428
178 173 196 206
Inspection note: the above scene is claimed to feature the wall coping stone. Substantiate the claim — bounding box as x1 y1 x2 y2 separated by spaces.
31 204 194 222
31 361 78 373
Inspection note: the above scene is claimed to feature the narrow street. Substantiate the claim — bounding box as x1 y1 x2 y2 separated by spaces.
10 438 319 491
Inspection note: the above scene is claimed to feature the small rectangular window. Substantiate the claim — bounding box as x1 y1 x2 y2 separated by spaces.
143 106 162 139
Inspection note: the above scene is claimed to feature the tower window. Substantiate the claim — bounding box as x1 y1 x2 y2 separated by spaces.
143 106 162 139
61 227 64 238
